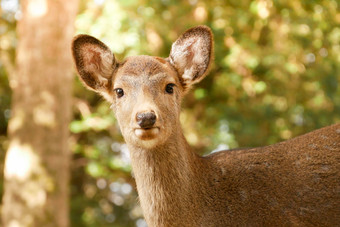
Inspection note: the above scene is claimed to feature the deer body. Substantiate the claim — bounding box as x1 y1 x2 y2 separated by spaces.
72 26 340 226
129 123 340 226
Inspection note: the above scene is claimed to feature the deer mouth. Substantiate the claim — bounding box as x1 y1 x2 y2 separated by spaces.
134 127 160 140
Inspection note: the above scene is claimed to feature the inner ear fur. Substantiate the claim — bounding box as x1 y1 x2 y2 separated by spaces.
72 35 116 92
169 25 213 90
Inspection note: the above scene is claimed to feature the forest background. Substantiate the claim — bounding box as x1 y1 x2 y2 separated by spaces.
0 0 339 226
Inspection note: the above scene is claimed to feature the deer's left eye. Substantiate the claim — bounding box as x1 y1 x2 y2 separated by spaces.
114 88 124 98
165 83 175 94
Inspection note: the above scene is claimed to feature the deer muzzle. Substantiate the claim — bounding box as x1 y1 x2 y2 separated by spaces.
136 112 157 129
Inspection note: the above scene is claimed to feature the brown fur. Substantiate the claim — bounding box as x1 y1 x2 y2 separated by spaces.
72 26 340 226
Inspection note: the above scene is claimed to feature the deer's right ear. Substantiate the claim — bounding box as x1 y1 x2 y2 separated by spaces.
72 35 116 91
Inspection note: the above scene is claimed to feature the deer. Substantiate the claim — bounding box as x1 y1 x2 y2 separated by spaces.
72 25 340 226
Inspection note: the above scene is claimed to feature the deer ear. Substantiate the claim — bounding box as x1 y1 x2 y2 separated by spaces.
169 26 213 89
72 35 116 92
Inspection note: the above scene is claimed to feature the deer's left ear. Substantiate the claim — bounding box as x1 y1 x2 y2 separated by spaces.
169 25 213 89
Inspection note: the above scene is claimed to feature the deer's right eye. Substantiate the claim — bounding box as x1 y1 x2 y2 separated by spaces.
165 83 175 94
114 88 124 98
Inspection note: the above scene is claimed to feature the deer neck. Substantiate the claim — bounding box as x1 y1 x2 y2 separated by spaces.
128 128 202 225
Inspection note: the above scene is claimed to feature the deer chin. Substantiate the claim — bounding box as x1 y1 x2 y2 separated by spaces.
134 127 160 141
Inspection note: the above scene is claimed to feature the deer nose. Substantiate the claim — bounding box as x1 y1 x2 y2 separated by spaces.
136 112 157 128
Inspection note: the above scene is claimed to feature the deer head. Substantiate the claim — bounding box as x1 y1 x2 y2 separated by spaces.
72 26 213 148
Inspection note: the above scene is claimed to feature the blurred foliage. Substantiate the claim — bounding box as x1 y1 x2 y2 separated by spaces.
1 0 340 226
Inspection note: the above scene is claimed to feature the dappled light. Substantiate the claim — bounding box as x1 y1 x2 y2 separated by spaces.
7 109 24 134
194 6 207 22
33 91 56 128
27 0 48 18
5 140 42 182
3 140 56 227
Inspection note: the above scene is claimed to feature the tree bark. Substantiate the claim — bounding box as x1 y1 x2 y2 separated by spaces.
2 0 78 226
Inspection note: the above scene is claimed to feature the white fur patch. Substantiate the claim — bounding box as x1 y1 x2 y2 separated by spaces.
170 35 209 83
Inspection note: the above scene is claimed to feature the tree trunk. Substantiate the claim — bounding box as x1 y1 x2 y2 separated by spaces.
2 1 78 226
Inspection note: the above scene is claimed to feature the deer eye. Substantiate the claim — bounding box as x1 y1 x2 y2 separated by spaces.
114 88 124 98
165 83 175 94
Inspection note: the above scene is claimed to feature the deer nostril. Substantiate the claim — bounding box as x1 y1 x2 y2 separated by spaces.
136 112 157 128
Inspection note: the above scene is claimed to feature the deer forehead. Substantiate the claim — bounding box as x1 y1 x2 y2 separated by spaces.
114 56 179 87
